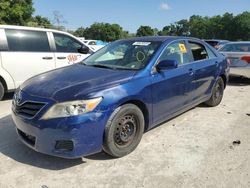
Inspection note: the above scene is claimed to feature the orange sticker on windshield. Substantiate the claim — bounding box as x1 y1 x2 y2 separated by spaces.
179 44 187 53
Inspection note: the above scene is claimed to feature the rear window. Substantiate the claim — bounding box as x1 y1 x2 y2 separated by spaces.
219 43 250 52
189 42 209 61
5 29 50 52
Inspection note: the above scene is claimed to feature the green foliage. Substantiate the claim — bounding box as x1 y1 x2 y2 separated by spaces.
158 20 189 36
74 12 249 41
27 16 52 28
0 0 53 29
0 0 34 25
73 27 85 37
83 23 124 42
136 26 154 37
1 0 247 42
159 12 250 40
232 11 250 40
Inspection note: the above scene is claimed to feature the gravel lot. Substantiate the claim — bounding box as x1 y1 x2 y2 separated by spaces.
0 77 249 188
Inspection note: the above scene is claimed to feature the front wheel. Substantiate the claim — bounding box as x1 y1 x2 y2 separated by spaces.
205 77 224 107
103 104 145 157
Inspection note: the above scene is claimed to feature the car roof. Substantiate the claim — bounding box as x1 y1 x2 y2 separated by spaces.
224 41 250 44
204 39 229 42
0 24 71 36
119 36 200 43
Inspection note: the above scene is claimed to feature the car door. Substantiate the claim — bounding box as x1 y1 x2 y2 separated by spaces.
52 32 90 68
1 29 55 87
151 40 195 124
187 40 218 101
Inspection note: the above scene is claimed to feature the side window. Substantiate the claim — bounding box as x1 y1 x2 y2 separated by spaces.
53 33 83 53
5 29 50 52
189 42 209 61
206 46 217 58
159 41 190 65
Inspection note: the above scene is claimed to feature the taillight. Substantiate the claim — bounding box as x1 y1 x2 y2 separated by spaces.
241 56 250 64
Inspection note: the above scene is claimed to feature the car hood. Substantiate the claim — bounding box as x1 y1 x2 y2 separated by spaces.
21 64 136 101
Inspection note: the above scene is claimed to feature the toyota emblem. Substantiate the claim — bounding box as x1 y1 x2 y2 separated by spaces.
14 90 22 106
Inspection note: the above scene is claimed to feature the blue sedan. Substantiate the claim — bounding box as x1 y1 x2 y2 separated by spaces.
12 36 229 158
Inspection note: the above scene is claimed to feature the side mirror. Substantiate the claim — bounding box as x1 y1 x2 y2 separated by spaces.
78 46 90 54
156 59 178 71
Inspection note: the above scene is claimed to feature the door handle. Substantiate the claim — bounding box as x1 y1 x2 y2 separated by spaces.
42 57 53 60
189 68 194 76
57 56 66 60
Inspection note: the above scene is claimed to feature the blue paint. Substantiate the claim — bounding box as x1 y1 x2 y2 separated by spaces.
12 36 229 158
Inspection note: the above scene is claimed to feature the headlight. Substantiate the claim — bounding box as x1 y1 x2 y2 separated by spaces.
41 97 102 120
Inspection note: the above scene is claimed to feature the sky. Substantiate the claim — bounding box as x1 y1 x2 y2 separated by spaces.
33 0 250 33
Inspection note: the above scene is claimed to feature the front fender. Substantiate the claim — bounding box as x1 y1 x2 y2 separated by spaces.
87 76 153 127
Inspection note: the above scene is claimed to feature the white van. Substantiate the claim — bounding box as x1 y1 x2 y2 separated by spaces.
0 25 94 100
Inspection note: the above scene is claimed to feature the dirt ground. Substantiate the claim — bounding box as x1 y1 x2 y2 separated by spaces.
0 77 249 188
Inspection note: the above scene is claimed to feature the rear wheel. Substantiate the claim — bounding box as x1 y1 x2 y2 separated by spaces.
205 77 224 107
0 82 4 101
103 104 145 157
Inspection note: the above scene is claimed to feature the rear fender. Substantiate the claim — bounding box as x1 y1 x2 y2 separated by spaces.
0 67 16 91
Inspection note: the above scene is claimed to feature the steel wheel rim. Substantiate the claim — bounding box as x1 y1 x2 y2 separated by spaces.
114 114 138 148
214 82 222 102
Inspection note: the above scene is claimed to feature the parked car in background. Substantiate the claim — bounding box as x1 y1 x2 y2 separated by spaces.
12 36 229 158
219 42 250 78
78 39 107 51
0 25 94 100
205 39 230 50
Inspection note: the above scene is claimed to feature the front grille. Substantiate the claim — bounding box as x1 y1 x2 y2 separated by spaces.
14 101 46 118
55 140 74 151
17 129 36 146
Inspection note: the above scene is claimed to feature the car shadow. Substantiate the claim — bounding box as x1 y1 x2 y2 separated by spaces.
0 115 85 170
85 152 114 160
228 76 250 86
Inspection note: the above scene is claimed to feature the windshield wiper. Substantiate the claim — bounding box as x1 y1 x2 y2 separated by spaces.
90 64 116 69
81 63 137 71
113 66 138 70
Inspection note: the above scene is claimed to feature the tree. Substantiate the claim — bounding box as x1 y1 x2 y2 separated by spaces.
0 0 34 25
158 19 189 36
175 19 190 36
220 13 234 40
232 11 250 40
53 11 67 30
84 23 124 42
188 15 209 38
27 15 52 28
74 27 85 37
158 12 250 40
136 26 154 37
206 15 224 39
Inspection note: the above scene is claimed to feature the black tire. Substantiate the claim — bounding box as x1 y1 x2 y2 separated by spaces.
0 82 4 101
205 77 224 107
103 104 145 157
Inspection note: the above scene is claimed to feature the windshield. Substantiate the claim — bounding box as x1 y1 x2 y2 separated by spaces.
219 43 250 52
82 40 162 70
